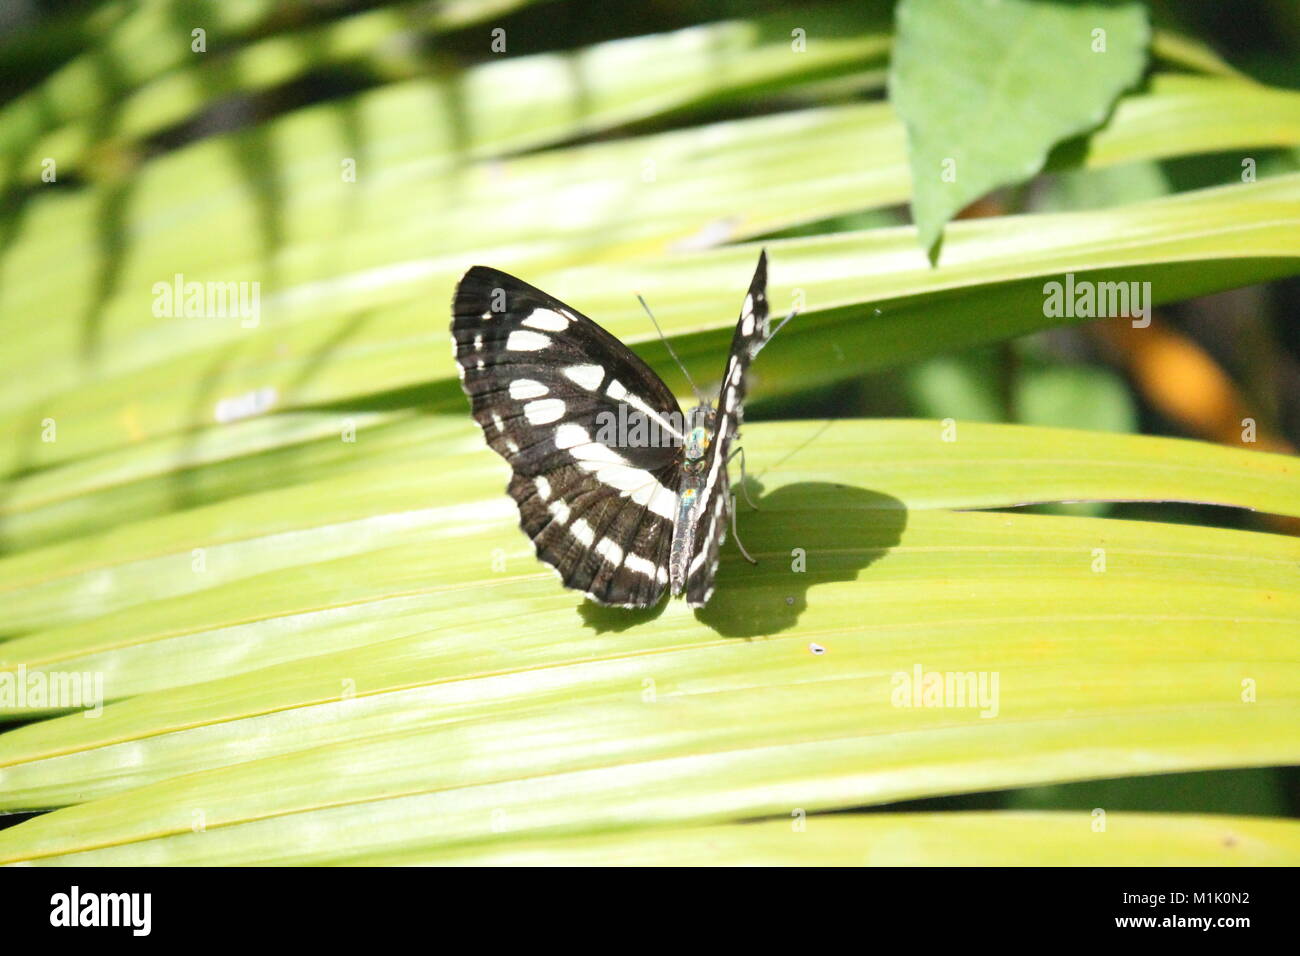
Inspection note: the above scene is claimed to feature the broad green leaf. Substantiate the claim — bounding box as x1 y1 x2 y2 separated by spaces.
0 0 547 174
1150 28 1253 80
347 812 1300 866
4 74 1299 443
0 581 1295 862
0 3 890 192
1012 361 1138 516
2 419 1295 634
891 0 1150 254
0 0 279 159
1008 766 1291 816
0 422 1294 854
1074 75 1300 170
4 170 1300 477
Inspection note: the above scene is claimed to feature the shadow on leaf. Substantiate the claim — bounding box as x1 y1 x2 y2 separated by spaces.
579 589 670 633
696 480 906 638
580 480 906 636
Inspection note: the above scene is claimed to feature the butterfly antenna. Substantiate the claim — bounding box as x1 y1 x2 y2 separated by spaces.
638 294 708 406
752 307 799 358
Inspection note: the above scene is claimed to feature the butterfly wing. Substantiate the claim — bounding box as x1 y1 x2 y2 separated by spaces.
684 250 770 608
452 266 683 607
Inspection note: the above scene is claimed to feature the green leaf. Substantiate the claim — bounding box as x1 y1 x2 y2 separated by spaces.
1151 28 1253 80
0 0 551 175
891 0 1150 254
1008 767 1292 816
347 813 1300 866
1012 361 1138 516
0 3 890 192
0 420 1295 867
5 171 1299 479
2 418 1295 638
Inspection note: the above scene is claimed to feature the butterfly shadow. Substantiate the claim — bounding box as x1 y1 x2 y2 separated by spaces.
579 578 672 633
580 479 907 638
695 479 907 639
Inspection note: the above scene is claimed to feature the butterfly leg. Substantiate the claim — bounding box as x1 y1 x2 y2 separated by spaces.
729 493 758 565
727 446 760 511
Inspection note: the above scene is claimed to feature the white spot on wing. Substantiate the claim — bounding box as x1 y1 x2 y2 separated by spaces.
689 536 711 573
556 423 591 450
630 475 677 520
524 398 566 424
522 308 570 332
596 538 624 566
587 463 652 493
509 379 547 400
570 518 595 546
563 364 604 391
561 427 630 465
567 452 674 520
604 384 685 440
624 553 659 579
535 476 551 501
506 330 550 351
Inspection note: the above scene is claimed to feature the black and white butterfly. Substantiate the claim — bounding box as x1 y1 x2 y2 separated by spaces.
451 250 784 609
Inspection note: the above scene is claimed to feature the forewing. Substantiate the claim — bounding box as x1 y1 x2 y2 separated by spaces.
452 266 683 607
684 250 770 608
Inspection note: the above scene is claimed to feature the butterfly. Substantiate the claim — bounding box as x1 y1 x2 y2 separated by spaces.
451 250 783 608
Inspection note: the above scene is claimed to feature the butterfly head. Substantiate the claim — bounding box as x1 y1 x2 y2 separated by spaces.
683 403 716 467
